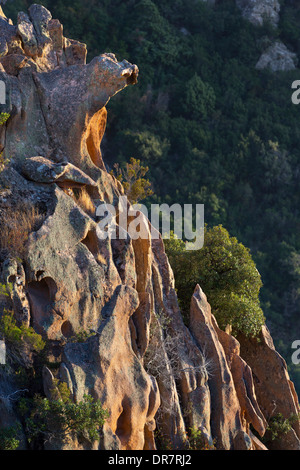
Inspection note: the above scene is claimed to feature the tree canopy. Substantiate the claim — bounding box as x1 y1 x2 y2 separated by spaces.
165 226 265 337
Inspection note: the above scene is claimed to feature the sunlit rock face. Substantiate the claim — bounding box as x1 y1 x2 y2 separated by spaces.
0 4 138 173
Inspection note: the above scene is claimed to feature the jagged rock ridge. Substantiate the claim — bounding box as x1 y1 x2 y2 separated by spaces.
0 4 299 450
234 0 298 72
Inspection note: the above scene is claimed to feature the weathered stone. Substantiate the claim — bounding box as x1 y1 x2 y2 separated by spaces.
256 41 297 72
28 4 52 55
213 317 267 438
42 365 58 400
64 37 87 66
150 234 213 449
63 284 160 450
48 19 63 52
250 430 268 450
25 187 121 339
236 0 280 27
59 362 74 397
0 53 28 75
21 156 98 188
17 11 38 58
189 285 246 449
0 17 18 58
239 326 300 450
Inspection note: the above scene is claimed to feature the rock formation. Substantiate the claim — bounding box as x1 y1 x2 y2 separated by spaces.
236 0 280 27
256 41 298 72
0 4 299 451
234 0 298 73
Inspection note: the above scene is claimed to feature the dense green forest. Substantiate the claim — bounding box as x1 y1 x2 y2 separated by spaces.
4 0 300 390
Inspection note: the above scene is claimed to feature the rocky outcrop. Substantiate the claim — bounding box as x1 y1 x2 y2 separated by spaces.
0 4 138 173
255 41 298 72
236 0 280 27
234 0 298 73
0 4 299 451
189 285 266 449
239 327 300 450
62 285 160 451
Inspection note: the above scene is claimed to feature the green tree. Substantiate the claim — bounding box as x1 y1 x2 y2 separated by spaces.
21 384 109 445
0 425 20 450
111 157 153 204
116 129 170 165
182 74 216 121
165 225 265 337
0 310 45 365
263 412 300 445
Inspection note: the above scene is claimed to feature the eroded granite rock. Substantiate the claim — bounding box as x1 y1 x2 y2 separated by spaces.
256 41 297 72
